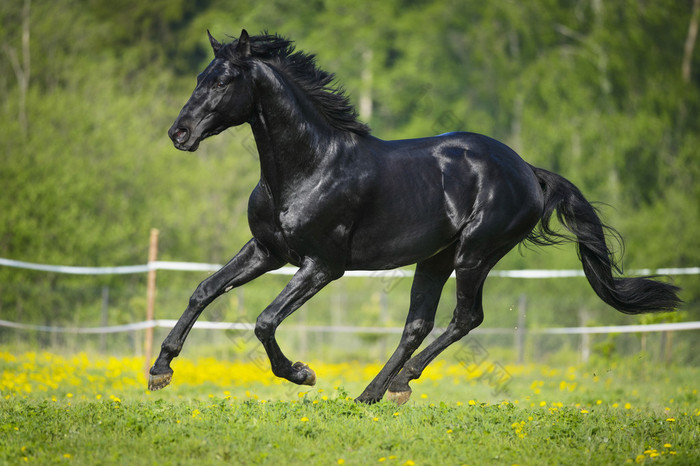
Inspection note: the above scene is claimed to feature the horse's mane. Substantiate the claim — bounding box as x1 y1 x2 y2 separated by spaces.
220 33 371 136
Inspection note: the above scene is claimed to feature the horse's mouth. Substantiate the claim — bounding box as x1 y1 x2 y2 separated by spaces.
183 140 201 152
172 137 200 152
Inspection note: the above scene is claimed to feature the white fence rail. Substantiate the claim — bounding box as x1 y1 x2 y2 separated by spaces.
1 256 697 338
2 318 700 336
1 257 699 278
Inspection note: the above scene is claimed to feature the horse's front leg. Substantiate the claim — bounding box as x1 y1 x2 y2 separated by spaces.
254 258 339 385
148 239 284 391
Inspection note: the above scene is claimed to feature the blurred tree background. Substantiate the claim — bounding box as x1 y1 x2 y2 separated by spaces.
1 0 698 363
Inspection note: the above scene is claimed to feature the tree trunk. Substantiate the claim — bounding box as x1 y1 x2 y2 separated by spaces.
359 49 373 122
3 0 31 136
682 0 700 84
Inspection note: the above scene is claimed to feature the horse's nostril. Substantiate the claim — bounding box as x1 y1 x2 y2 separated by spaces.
172 128 189 144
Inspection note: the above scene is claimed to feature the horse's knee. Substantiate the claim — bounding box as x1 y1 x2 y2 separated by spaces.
254 315 275 341
189 281 212 309
190 270 231 308
403 319 434 350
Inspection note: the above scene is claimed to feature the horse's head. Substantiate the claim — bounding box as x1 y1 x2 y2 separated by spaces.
169 30 256 151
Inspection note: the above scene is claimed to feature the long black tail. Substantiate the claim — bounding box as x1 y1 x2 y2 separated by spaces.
527 166 681 314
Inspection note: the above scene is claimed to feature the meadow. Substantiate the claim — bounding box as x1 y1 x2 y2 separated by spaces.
1 350 698 465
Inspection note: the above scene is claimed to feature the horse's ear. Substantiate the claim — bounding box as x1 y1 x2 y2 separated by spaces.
208 30 221 53
236 29 251 57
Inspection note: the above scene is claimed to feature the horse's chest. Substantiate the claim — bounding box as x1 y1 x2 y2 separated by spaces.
248 182 353 264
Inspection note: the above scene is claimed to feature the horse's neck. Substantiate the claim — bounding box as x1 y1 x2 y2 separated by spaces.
249 64 338 196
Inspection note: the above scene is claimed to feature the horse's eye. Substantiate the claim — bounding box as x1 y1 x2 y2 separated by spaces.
216 80 228 89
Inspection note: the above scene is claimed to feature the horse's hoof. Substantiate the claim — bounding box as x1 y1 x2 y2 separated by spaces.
386 389 412 405
354 394 380 405
148 371 172 391
292 361 316 386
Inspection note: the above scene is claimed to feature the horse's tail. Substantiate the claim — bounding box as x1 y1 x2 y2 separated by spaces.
526 165 681 314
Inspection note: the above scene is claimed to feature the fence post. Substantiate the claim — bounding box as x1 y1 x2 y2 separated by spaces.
516 294 526 364
379 289 389 357
663 331 673 364
143 228 159 378
579 308 591 363
100 285 109 353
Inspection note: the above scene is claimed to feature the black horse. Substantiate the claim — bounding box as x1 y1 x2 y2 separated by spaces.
149 30 681 404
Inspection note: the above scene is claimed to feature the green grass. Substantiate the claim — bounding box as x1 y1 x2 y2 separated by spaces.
1 352 699 465
2 395 696 465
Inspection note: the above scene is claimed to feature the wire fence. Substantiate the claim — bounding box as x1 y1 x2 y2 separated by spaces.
1 254 698 367
2 256 698 278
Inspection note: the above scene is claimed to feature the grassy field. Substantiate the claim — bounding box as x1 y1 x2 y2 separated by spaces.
1 350 698 464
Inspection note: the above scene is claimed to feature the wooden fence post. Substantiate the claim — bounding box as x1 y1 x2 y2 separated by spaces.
143 228 159 378
579 308 591 363
516 294 527 364
100 285 109 353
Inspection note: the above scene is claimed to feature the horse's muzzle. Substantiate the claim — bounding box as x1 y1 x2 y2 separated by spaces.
168 125 200 152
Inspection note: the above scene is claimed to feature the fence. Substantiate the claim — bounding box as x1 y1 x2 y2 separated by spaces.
1 229 698 370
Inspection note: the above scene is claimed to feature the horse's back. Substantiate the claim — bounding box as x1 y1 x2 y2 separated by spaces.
345 132 543 269
363 131 542 221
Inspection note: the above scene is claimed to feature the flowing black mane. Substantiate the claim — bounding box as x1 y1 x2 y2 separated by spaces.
220 33 371 136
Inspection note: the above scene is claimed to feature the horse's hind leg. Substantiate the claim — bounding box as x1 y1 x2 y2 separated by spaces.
386 266 488 404
386 229 524 404
355 246 455 404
